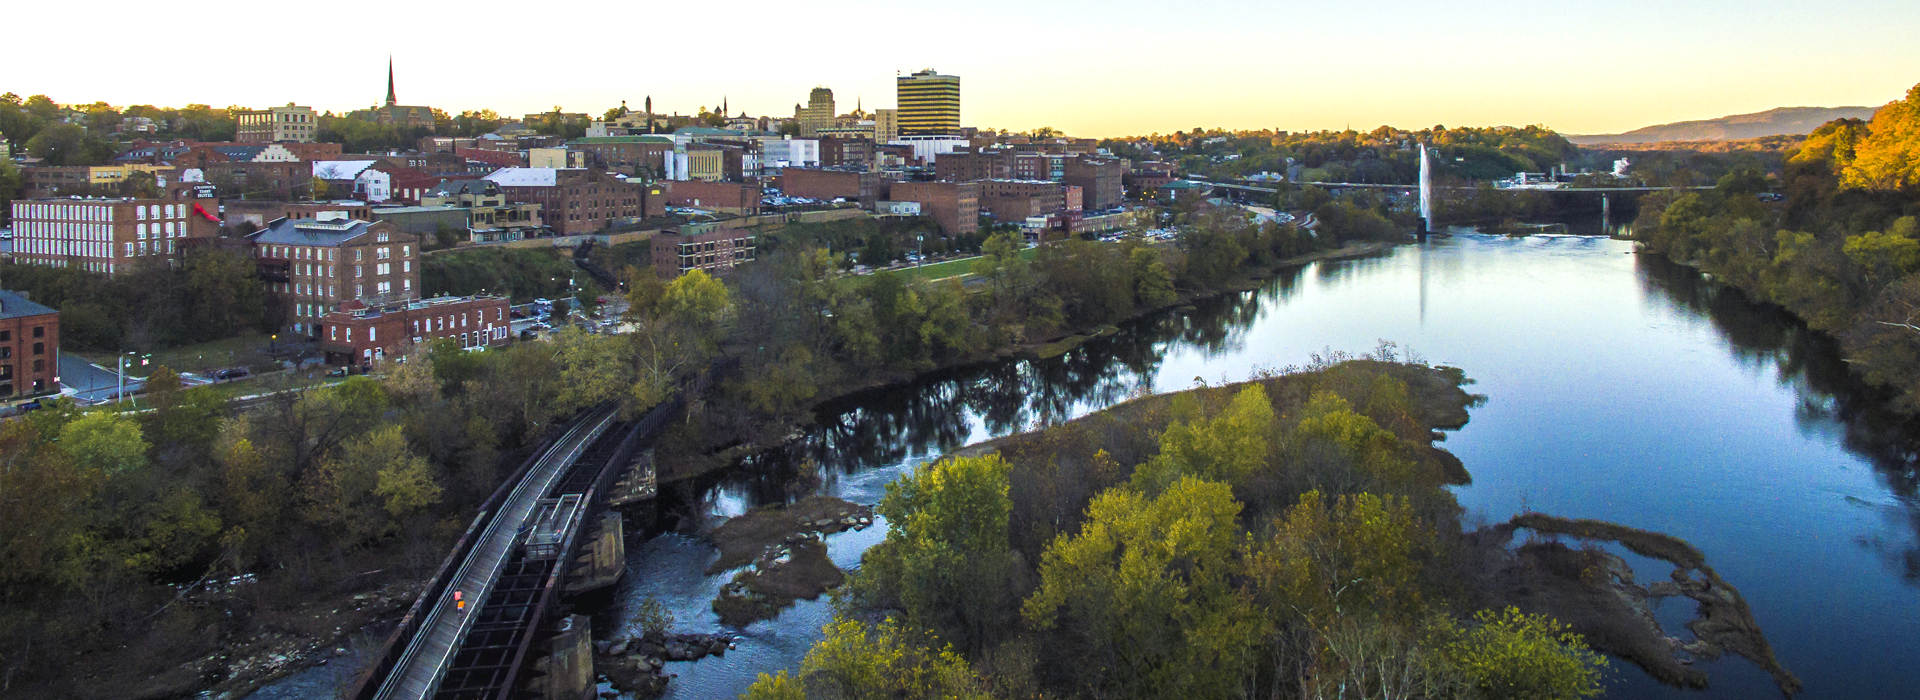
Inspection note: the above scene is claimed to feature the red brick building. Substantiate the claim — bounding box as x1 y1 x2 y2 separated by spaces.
224 201 376 231
9 191 223 275
885 181 978 235
977 179 1067 222
456 147 527 169
0 290 60 402
663 180 761 216
818 136 875 170
779 168 879 205
484 168 662 235
317 295 511 367
936 149 1012 182
247 218 423 334
1063 156 1126 211
650 223 757 279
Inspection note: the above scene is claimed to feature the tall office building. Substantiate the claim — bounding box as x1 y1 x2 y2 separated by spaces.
896 69 960 137
795 87 836 137
874 108 899 144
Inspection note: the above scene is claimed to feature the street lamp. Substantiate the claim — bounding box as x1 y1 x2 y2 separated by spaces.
117 351 150 405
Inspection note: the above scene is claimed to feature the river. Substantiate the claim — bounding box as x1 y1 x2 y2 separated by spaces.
600 229 1920 700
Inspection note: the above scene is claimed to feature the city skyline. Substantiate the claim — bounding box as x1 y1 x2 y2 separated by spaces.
7 0 1919 139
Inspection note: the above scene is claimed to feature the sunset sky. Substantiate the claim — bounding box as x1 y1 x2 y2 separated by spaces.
11 0 1918 137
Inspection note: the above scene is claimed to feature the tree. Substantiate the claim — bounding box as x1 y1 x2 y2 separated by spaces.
1130 384 1274 492
740 618 990 700
1022 477 1262 698
24 122 111 166
860 453 1014 654
59 411 148 476
658 268 733 351
1130 247 1176 308
550 328 630 414
1842 83 1920 192
1251 490 1427 622
303 424 436 542
1439 607 1608 700
0 159 23 221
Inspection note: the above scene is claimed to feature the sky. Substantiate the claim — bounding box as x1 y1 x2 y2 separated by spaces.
10 0 1919 138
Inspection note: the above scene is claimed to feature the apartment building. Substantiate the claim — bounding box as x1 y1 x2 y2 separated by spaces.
236 104 319 143
247 218 423 334
8 193 222 275
650 223 756 279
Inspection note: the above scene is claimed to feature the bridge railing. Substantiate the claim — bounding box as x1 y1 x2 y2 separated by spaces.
345 420 569 700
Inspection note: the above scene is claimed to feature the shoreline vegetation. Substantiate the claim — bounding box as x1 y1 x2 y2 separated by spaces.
732 357 1794 700
1632 83 1920 414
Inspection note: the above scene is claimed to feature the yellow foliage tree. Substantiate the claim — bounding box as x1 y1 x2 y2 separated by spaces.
1842 83 1920 191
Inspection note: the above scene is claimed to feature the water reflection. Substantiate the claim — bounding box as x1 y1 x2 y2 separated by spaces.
1636 253 1920 584
619 233 1920 700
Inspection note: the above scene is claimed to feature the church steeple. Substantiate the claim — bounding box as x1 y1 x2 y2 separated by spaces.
385 56 397 107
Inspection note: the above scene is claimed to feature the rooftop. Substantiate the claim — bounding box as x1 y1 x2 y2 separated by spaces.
0 290 58 320
248 218 380 246
569 136 675 145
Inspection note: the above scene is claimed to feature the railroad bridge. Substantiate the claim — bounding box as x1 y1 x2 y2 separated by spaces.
349 397 678 700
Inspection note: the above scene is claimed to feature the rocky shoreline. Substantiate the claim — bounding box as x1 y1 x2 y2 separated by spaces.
595 631 740 698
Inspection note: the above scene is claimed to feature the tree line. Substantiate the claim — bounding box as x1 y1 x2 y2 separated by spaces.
0 249 280 351
1102 125 1578 185
1635 82 1920 410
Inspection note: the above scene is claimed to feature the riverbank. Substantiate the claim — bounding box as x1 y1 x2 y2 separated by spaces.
654 239 1400 487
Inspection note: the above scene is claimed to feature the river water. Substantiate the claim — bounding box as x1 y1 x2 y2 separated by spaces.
602 230 1920 700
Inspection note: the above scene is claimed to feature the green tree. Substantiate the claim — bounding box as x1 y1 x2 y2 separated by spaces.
1440 607 1608 700
741 618 990 700
1130 384 1274 492
1252 490 1427 621
658 268 733 351
1130 247 1177 308
1022 477 1262 698
59 411 148 475
550 328 630 414
24 122 111 166
1843 217 1920 292
860 453 1014 654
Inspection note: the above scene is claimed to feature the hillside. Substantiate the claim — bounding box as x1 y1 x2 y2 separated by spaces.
1568 106 1875 144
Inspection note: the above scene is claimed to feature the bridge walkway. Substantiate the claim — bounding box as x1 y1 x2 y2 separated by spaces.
370 405 619 700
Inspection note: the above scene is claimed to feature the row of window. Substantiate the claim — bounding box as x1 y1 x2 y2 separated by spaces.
263 244 412 262
283 278 413 299
289 261 411 279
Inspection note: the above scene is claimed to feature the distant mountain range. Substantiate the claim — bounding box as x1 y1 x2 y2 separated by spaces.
1566 106 1878 144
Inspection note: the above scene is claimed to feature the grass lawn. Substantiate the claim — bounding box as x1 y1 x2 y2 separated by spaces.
880 247 1039 283
77 332 284 377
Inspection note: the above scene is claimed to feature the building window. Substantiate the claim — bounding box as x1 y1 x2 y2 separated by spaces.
32 359 42 372
32 327 43 339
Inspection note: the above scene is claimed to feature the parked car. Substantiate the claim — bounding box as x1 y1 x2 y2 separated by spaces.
213 368 249 380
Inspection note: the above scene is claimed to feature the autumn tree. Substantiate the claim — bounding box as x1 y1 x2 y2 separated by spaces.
740 618 990 700
1129 384 1274 492
1439 607 1608 700
1022 477 1262 698
1842 83 1920 192
859 454 1015 654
